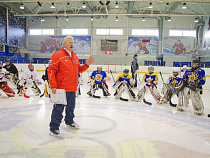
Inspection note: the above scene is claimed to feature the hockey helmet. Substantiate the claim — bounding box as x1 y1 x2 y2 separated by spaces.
97 65 102 72
148 65 154 74
28 64 34 71
5 59 12 66
172 67 180 77
182 65 187 70
192 59 201 71
123 69 129 77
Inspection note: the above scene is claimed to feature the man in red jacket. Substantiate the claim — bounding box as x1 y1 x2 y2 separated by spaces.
48 36 95 137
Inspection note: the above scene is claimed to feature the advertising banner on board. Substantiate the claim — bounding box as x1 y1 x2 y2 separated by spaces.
163 37 194 55
29 36 91 54
128 37 157 55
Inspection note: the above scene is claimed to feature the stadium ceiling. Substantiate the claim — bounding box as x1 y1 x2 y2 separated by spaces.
0 0 210 19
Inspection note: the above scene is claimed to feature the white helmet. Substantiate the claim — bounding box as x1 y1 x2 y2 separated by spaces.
173 67 180 73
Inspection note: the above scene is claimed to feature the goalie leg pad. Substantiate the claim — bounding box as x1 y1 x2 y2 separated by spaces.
113 80 121 90
100 82 111 96
124 84 136 100
0 82 15 97
136 86 146 102
190 90 204 115
114 84 124 99
149 86 162 103
31 81 41 95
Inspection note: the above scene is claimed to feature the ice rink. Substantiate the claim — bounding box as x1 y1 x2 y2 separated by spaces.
0 70 210 158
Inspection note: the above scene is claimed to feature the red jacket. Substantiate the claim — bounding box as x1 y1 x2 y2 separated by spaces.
48 48 89 92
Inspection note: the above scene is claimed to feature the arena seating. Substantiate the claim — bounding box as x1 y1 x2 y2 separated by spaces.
0 52 30 63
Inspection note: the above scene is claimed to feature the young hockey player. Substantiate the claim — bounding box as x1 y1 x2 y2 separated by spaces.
3 59 19 86
180 65 188 78
136 66 162 105
176 59 206 115
0 61 15 97
17 64 41 96
161 67 181 107
76 73 84 97
113 69 136 101
87 66 111 98
40 66 49 97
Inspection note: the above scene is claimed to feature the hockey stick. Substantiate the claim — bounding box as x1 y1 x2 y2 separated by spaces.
143 99 152 106
23 86 30 98
120 97 128 101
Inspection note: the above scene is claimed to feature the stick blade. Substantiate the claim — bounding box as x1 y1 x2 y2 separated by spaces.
24 93 30 98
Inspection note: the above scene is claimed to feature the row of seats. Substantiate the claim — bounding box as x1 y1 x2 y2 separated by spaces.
0 52 30 63
144 60 166 66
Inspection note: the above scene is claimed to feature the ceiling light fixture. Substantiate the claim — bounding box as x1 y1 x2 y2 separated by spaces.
168 17 171 22
166 3 169 7
148 3 153 9
115 16 118 22
194 18 198 22
182 3 187 9
115 2 119 8
91 16 93 21
142 17 145 21
66 17 69 21
51 3 55 9
20 3 24 9
41 17 45 22
82 2 86 9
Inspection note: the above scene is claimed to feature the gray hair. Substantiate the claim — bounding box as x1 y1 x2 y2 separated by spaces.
62 36 74 45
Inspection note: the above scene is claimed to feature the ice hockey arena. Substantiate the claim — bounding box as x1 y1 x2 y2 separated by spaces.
0 0 210 158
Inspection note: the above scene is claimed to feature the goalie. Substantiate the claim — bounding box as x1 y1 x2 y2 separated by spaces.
0 61 15 97
136 66 162 105
176 59 206 115
76 73 84 97
17 64 41 96
87 66 111 98
161 67 181 107
113 69 136 101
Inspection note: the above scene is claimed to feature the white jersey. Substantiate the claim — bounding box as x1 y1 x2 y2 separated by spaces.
22 69 37 83
0 68 10 82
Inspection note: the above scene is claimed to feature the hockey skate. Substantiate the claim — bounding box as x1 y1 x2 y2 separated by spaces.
194 109 204 116
49 130 64 138
66 122 79 129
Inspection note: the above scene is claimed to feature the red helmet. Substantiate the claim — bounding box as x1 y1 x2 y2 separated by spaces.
28 64 34 71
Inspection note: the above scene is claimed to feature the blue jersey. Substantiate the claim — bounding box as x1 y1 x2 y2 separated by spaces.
183 68 206 91
167 75 181 87
91 70 107 83
143 72 158 87
116 74 133 85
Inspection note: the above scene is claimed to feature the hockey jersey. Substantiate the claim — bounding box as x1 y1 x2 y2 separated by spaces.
91 70 107 84
183 68 206 91
167 75 181 87
115 74 133 85
0 68 10 82
22 69 37 83
142 72 158 87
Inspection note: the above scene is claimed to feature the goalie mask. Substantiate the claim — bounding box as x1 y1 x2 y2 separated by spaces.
172 67 180 77
97 65 102 73
123 69 129 77
0 61 2 69
148 66 154 74
5 59 12 69
192 59 201 71
28 64 34 71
